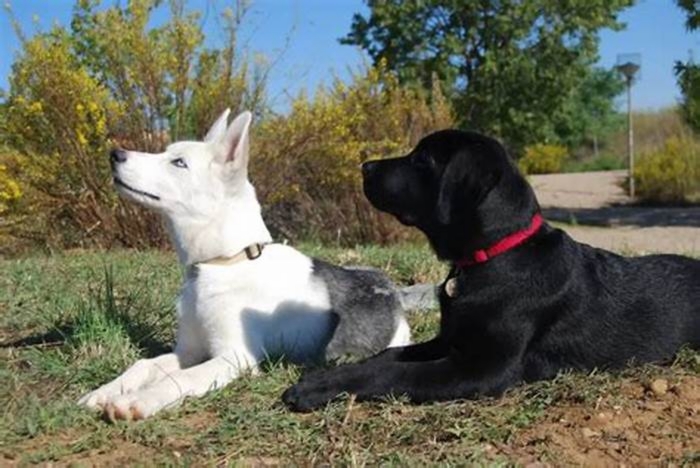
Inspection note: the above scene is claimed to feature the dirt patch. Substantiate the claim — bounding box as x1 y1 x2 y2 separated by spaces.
559 225 699 255
501 376 700 465
530 171 700 255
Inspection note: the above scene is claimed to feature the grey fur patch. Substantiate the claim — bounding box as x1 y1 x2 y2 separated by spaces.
399 284 438 310
311 258 404 361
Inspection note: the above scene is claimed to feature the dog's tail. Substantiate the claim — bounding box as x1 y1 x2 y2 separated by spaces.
398 284 437 311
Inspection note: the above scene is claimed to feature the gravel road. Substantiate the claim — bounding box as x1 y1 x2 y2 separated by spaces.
530 170 699 255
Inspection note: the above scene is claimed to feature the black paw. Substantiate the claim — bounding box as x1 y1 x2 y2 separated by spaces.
281 383 322 412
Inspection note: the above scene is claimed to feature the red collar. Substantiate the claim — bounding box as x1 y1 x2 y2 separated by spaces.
456 213 544 268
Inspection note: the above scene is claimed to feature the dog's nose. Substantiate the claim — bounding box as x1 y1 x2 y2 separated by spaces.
110 149 127 165
361 161 378 177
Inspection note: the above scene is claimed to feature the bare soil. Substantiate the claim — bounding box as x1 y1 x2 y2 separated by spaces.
504 376 700 465
531 170 700 255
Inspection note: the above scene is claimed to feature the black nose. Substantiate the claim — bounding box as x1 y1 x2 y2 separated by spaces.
362 160 378 177
110 149 127 164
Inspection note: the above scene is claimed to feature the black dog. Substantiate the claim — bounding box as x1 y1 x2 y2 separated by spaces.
282 129 700 412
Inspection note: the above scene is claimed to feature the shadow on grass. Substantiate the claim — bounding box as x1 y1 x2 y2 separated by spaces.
0 316 171 358
0 266 172 358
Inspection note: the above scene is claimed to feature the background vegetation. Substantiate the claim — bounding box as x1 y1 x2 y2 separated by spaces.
0 0 698 253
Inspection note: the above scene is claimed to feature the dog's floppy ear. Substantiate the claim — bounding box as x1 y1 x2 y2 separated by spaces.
204 108 231 143
436 150 498 225
436 153 470 224
215 110 252 172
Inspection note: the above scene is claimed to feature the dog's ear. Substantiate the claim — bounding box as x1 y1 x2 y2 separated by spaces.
436 150 498 225
436 154 469 224
204 108 231 143
216 111 252 171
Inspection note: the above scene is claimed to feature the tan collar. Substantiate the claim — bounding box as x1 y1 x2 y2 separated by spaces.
196 243 266 267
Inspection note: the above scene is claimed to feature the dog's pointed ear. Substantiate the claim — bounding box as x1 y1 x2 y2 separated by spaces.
436 154 469 225
216 110 252 171
204 108 231 143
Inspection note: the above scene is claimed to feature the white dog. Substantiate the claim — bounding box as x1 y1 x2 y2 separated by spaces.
78 110 411 421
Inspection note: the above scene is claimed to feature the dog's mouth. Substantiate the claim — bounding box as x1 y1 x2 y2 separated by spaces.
113 177 161 201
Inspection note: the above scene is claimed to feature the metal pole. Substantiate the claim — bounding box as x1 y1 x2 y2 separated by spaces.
627 77 635 198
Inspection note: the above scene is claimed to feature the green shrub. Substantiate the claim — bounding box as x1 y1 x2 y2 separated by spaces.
518 144 568 174
562 153 625 172
634 135 700 203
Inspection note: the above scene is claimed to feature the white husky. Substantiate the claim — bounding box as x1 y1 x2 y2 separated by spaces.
78 110 411 421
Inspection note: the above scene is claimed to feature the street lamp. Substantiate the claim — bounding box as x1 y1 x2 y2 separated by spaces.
616 53 641 198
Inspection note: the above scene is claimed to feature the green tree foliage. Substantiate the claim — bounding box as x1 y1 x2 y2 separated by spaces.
675 0 700 132
341 0 634 152
553 67 625 149
676 0 700 30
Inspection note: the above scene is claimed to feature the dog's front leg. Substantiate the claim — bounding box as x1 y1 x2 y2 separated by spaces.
283 352 520 412
368 337 448 363
102 351 257 421
78 352 188 410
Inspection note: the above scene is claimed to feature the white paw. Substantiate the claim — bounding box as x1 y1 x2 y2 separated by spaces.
78 388 114 410
78 380 134 410
102 391 171 422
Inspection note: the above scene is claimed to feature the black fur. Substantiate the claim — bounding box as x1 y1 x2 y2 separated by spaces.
283 129 700 411
312 259 403 360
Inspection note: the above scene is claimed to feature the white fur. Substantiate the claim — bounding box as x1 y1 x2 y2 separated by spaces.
79 110 410 421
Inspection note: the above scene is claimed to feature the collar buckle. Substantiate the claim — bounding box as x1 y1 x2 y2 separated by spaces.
244 244 263 260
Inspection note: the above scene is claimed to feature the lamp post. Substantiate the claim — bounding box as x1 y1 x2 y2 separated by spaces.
616 54 641 199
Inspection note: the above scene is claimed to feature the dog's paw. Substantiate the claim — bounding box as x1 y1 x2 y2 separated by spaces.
281 384 314 412
282 380 341 412
101 392 165 422
78 389 113 410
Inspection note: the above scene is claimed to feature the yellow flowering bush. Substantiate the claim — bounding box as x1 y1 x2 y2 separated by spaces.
1 0 262 251
518 144 569 174
635 136 700 203
253 63 454 244
0 162 22 214
1 2 453 250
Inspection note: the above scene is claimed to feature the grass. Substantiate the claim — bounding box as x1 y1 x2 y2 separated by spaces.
562 153 626 173
1 246 698 465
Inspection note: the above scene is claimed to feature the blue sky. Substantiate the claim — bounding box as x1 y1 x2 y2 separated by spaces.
0 0 697 111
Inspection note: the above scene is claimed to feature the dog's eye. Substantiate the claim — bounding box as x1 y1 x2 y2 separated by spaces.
171 158 188 169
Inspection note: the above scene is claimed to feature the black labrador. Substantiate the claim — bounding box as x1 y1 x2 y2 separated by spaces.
282 129 700 411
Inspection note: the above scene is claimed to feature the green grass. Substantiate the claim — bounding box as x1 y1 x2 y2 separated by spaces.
562 153 626 173
1 246 698 465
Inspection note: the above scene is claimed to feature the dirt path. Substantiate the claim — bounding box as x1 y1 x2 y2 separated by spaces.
530 171 700 255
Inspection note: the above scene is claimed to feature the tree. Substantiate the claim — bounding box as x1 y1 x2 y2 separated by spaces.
552 67 625 151
676 0 699 30
341 0 634 152
675 0 700 132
